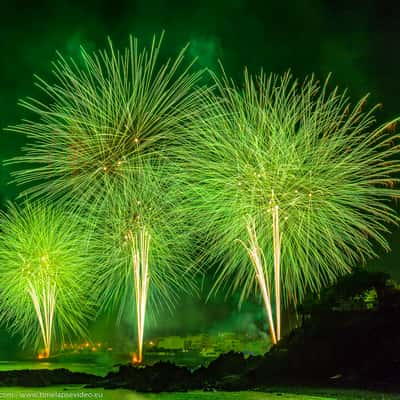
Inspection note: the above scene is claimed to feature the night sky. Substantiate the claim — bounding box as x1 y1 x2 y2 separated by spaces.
1 0 400 355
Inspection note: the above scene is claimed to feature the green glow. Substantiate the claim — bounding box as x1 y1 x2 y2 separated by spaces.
0 202 94 357
180 70 400 342
188 36 219 69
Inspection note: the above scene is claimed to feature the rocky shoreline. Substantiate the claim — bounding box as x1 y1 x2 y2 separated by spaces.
1 270 399 394
0 342 398 394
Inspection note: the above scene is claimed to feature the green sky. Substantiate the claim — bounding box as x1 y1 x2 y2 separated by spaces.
0 0 399 352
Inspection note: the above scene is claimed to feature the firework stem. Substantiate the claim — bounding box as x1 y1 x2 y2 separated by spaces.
272 203 282 341
241 221 277 344
129 228 151 363
27 279 56 358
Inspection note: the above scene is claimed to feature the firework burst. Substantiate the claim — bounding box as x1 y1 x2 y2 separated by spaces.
0 202 94 357
4 33 204 361
181 70 400 343
6 33 205 205
90 161 195 363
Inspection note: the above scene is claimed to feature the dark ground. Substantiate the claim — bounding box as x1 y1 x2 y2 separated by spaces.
1 271 399 397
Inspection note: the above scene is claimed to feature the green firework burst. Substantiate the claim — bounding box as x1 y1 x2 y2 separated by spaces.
0 202 94 357
181 70 400 343
6 33 205 204
90 160 195 362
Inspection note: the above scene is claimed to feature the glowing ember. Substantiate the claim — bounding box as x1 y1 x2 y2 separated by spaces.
131 352 139 364
37 349 49 360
